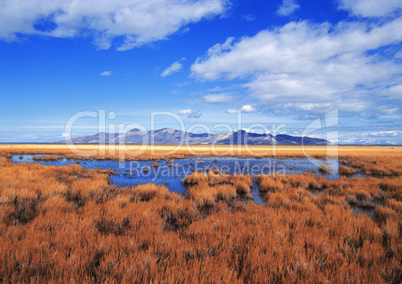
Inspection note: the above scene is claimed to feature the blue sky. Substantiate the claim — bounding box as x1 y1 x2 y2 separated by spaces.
0 0 401 144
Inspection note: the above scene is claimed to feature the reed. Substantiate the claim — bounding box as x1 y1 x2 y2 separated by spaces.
32 154 63 161
339 164 355 174
0 148 401 282
318 162 333 174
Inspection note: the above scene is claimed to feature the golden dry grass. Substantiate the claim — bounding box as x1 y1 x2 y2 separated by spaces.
0 146 401 282
32 154 63 161
256 173 402 210
183 171 253 207
1 144 400 159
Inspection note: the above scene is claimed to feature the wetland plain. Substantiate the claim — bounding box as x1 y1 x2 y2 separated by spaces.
0 145 400 282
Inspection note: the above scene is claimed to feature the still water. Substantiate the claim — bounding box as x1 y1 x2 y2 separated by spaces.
12 155 340 205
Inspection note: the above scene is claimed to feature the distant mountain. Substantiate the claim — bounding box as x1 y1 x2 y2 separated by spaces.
62 128 330 145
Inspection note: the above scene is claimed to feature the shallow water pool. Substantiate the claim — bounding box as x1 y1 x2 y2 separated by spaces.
12 155 340 205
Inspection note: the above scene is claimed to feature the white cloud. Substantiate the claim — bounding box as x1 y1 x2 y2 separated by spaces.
227 109 239 114
369 130 400 137
191 18 402 115
0 0 228 50
375 105 399 116
203 93 234 103
338 0 402 17
100 71 112 76
277 0 300 16
283 103 331 112
161 61 183 77
240 105 256 112
226 105 256 113
382 84 402 99
178 109 192 115
178 108 202 118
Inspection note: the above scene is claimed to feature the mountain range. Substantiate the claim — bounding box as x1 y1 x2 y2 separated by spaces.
62 128 330 145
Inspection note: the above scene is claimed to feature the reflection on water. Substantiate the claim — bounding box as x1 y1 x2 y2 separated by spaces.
12 155 340 204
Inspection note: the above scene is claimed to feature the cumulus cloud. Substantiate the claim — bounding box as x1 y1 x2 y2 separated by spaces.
277 0 300 16
178 109 193 115
338 0 402 17
226 105 256 113
178 109 202 118
161 61 183 77
100 71 112 76
203 93 234 103
240 105 256 112
0 0 228 50
191 17 402 116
